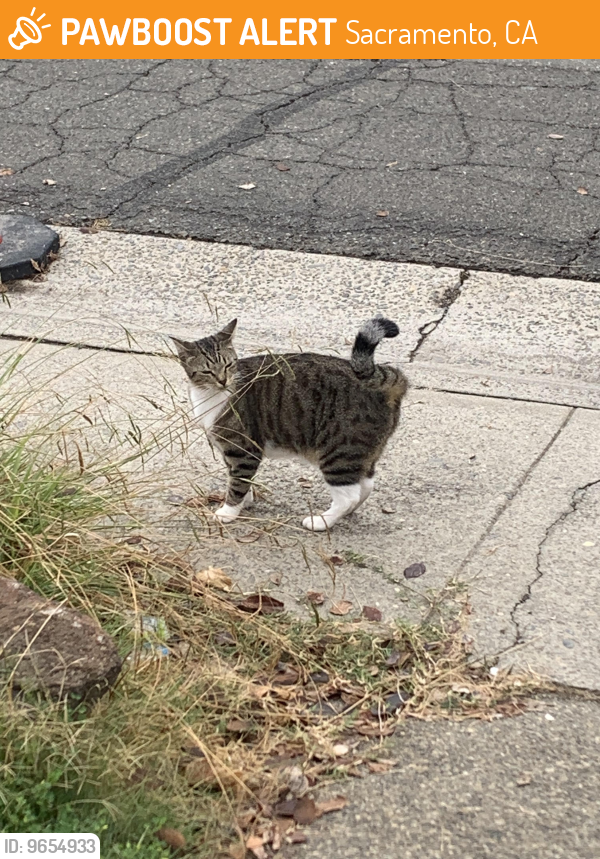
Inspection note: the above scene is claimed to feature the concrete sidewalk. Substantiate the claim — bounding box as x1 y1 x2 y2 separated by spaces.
2 228 599 856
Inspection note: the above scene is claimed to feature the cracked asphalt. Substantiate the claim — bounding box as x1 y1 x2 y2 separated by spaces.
2 58 600 278
2 58 600 857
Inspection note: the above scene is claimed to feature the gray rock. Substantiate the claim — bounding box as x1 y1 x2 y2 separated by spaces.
0 214 59 282
0 577 121 703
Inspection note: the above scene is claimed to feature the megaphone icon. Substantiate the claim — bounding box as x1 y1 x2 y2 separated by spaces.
8 10 49 50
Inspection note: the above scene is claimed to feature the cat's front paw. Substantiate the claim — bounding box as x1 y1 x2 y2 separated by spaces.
302 514 329 531
215 503 242 524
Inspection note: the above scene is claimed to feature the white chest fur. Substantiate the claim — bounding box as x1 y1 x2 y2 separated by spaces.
189 383 230 431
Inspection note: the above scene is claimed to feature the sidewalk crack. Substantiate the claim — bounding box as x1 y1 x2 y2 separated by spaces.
408 269 469 361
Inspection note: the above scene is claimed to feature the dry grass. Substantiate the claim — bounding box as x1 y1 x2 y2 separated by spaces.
0 348 551 857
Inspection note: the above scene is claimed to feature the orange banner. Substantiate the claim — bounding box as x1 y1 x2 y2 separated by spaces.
2 0 598 59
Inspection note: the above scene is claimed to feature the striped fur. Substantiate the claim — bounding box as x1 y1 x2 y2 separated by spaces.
172 317 407 530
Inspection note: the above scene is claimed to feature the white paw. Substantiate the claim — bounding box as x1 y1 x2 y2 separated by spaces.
302 514 329 531
215 504 241 524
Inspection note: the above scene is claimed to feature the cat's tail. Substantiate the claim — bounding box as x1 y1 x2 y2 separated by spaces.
351 316 399 378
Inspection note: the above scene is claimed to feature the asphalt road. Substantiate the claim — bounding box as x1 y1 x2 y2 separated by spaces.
2 58 600 279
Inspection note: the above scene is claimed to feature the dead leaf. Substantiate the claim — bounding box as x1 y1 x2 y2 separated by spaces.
237 594 284 615
287 765 309 797
403 562 426 579
329 554 344 566
275 162 290 171
42 178 56 185
246 834 267 859
362 605 382 622
193 567 233 591
547 133 564 139
306 591 325 605
381 505 396 514
228 844 246 859
156 828 186 850
366 759 397 773
316 795 347 815
238 182 256 190
273 665 300 686
274 798 298 817
185 758 213 785
376 210 389 217
227 718 253 733
249 684 271 699
330 600 353 616
237 531 261 543
0 168 14 176
577 187 589 195
355 721 396 737
30 258 42 272
207 491 225 503
288 831 307 844
293 796 317 825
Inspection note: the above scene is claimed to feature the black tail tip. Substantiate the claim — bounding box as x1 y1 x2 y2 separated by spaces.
379 318 400 339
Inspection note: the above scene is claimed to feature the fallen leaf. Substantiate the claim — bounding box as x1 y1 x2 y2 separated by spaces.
385 650 401 667
376 210 389 217
293 795 317 825
403 562 426 579
307 591 325 605
237 594 284 615
193 567 233 591
0 168 14 176
274 799 298 817
330 600 353 616
362 605 382 622
332 743 349 757
366 759 397 773
42 178 56 185
370 691 408 718
30 258 42 272
577 187 589 195
273 665 300 686
207 491 225 503
381 505 396 514
185 758 213 785
308 670 329 684
316 795 347 814
249 684 271 698
245 834 267 859
355 721 396 737
287 765 309 797
329 554 344 566
288 830 307 844
238 182 256 190
228 844 246 859
156 828 186 850
226 718 253 733
547 133 564 139
275 162 290 171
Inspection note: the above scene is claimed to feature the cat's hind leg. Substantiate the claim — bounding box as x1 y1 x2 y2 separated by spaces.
215 446 262 524
302 483 362 531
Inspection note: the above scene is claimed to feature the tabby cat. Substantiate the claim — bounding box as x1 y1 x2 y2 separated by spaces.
172 317 407 531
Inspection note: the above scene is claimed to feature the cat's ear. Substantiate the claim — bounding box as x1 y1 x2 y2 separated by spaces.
169 336 194 360
216 318 237 342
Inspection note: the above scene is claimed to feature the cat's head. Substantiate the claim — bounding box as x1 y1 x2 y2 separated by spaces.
171 319 238 389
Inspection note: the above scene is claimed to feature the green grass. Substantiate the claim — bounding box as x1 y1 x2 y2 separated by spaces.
0 347 542 856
